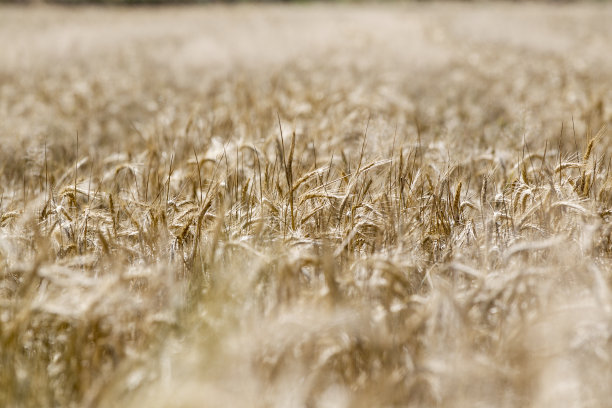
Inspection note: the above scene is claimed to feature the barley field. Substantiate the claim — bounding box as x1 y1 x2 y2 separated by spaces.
1 3 612 407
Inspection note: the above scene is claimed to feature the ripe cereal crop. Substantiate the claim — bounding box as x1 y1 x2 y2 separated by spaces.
1 3 612 407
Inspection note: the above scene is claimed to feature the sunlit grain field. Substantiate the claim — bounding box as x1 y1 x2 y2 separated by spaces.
2 3 612 407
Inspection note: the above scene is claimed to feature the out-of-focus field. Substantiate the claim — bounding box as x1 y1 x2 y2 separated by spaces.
2 3 612 407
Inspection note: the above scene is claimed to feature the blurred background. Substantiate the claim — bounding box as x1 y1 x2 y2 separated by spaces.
0 0 597 5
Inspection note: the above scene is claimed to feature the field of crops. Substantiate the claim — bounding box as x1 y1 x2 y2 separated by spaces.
2 3 612 407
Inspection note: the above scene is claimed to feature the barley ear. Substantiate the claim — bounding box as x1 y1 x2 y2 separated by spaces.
453 181 462 219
